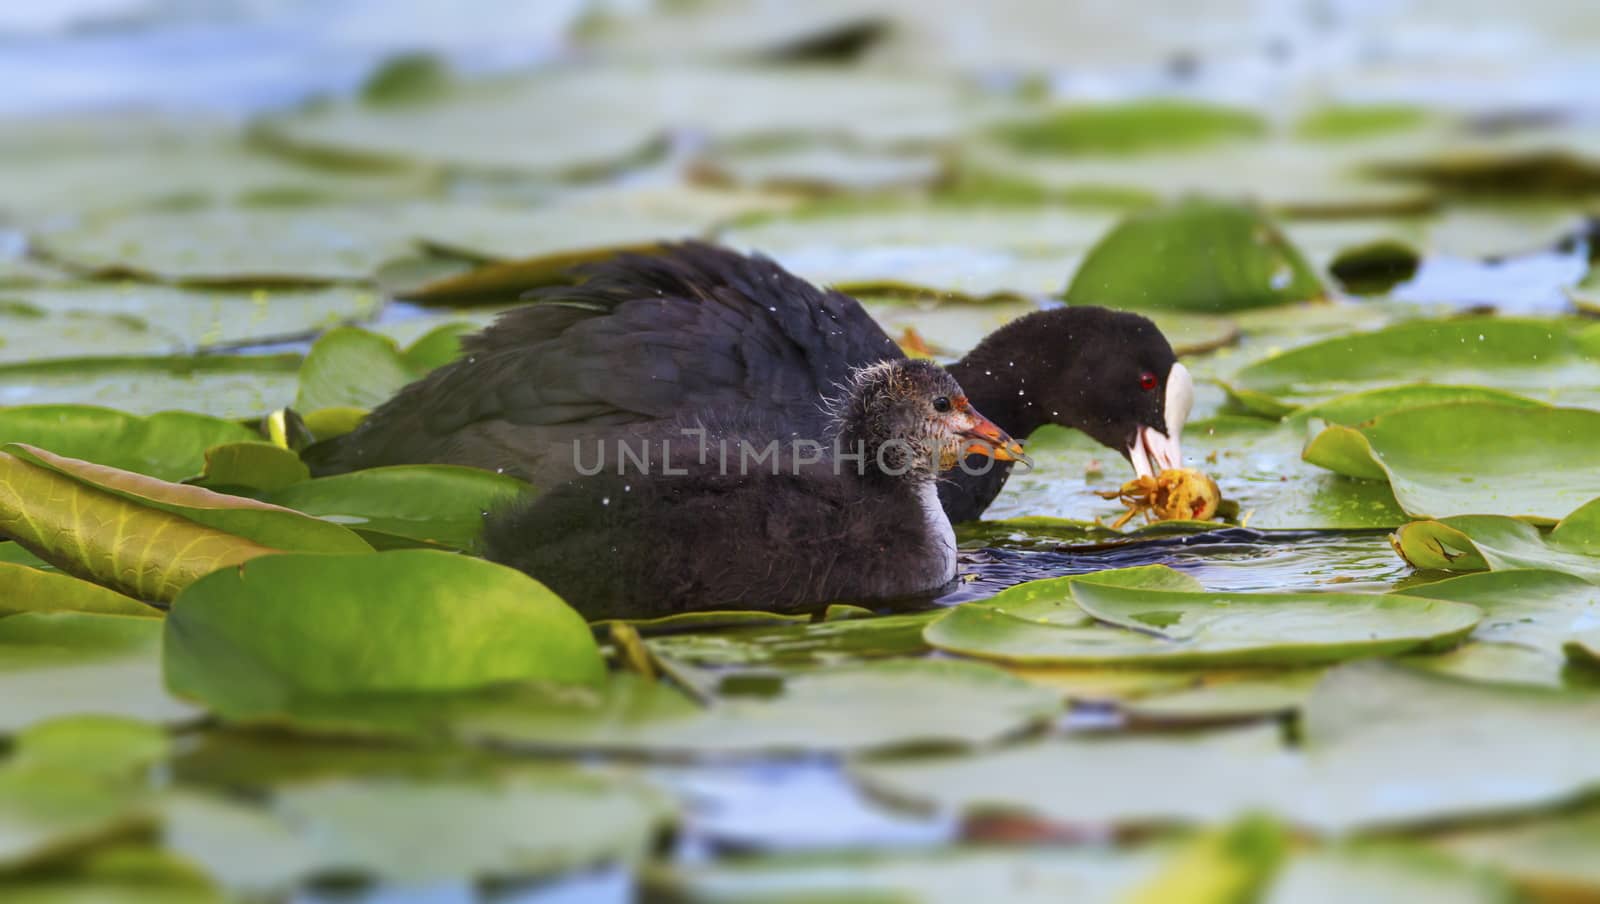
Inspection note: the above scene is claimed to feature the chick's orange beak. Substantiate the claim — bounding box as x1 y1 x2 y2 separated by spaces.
956 409 1028 464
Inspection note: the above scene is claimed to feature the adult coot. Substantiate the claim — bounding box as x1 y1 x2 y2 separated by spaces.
306 242 1191 521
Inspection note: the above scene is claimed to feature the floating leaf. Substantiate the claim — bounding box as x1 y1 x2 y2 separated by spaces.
1265 843 1512 904
1434 807 1600 900
990 101 1264 155
0 564 155 618
166 767 672 889
1231 317 1600 410
645 845 1174 904
259 465 527 550
455 659 1060 757
1063 198 1323 312
11 716 169 781
1395 570 1600 663
0 612 197 733
0 284 381 359
1392 514 1600 584
1294 105 1432 142
163 550 604 717
854 661 1600 834
294 327 417 412
0 444 370 601
187 442 309 494
0 406 255 481
643 610 938 667
0 353 302 419
924 567 1479 667
0 766 151 871
1304 403 1600 521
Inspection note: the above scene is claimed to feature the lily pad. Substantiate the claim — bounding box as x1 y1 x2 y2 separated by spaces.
1391 515 1600 584
923 567 1480 667
0 612 197 733
0 766 152 871
165 767 672 889
1294 105 1433 142
1284 384 1544 426
0 406 255 481
1392 570 1600 661
0 284 382 358
854 661 1600 834
0 444 370 601
455 659 1061 757
643 610 938 667
0 354 302 419
1434 807 1600 900
187 443 309 494
645 845 1174 904
1062 198 1323 312
165 550 603 717
264 65 1006 177
990 101 1264 155
259 465 528 550
0 565 155 618
991 417 1406 531
33 206 417 284
691 143 945 194
1265 843 1511 904
1230 317 1600 411
1303 403 1600 521
294 327 417 413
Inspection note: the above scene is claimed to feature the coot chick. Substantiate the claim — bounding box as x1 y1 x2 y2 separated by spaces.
306 242 1191 521
479 358 1024 620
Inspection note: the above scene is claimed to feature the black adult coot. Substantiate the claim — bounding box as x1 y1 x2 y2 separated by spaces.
306 242 1192 521
480 358 1024 620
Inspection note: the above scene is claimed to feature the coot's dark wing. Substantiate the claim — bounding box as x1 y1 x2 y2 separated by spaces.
305 243 903 475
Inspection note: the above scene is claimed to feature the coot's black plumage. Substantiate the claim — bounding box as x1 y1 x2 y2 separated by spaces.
479 359 1023 620
306 242 1192 521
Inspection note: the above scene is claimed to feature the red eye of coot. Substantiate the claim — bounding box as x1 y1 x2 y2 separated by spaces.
1138 371 1159 392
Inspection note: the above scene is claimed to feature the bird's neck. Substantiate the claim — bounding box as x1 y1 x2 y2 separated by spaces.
946 353 1048 440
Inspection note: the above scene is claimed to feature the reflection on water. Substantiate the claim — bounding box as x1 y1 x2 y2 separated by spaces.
946 528 1408 603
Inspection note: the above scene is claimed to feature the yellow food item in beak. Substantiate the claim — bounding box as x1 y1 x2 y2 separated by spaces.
1097 467 1222 530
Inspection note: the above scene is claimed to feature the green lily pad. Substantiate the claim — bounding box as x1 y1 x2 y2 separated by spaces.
33 206 417 284
10 717 170 781
0 613 197 733
1434 807 1600 899
1231 317 1600 410
0 766 151 872
0 285 381 359
0 407 255 481
1284 384 1545 426
1294 105 1433 142
923 568 1480 667
643 610 938 667
1394 570 1600 661
691 143 945 194
264 65 1005 177
645 845 1173 904
455 659 1061 757
1265 843 1511 904
1303 404 1600 521
186 442 309 494
258 465 527 550
0 354 302 419
1392 515 1600 584
165 550 603 717
854 661 1600 834
991 417 1406 530
721 201 1118 298
959 138 1436 217
1400 640 1575 690
1119 669 1323 722
1062 198 1323 312
990 101 1264 155
165 767 672 889
294 327 417 412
